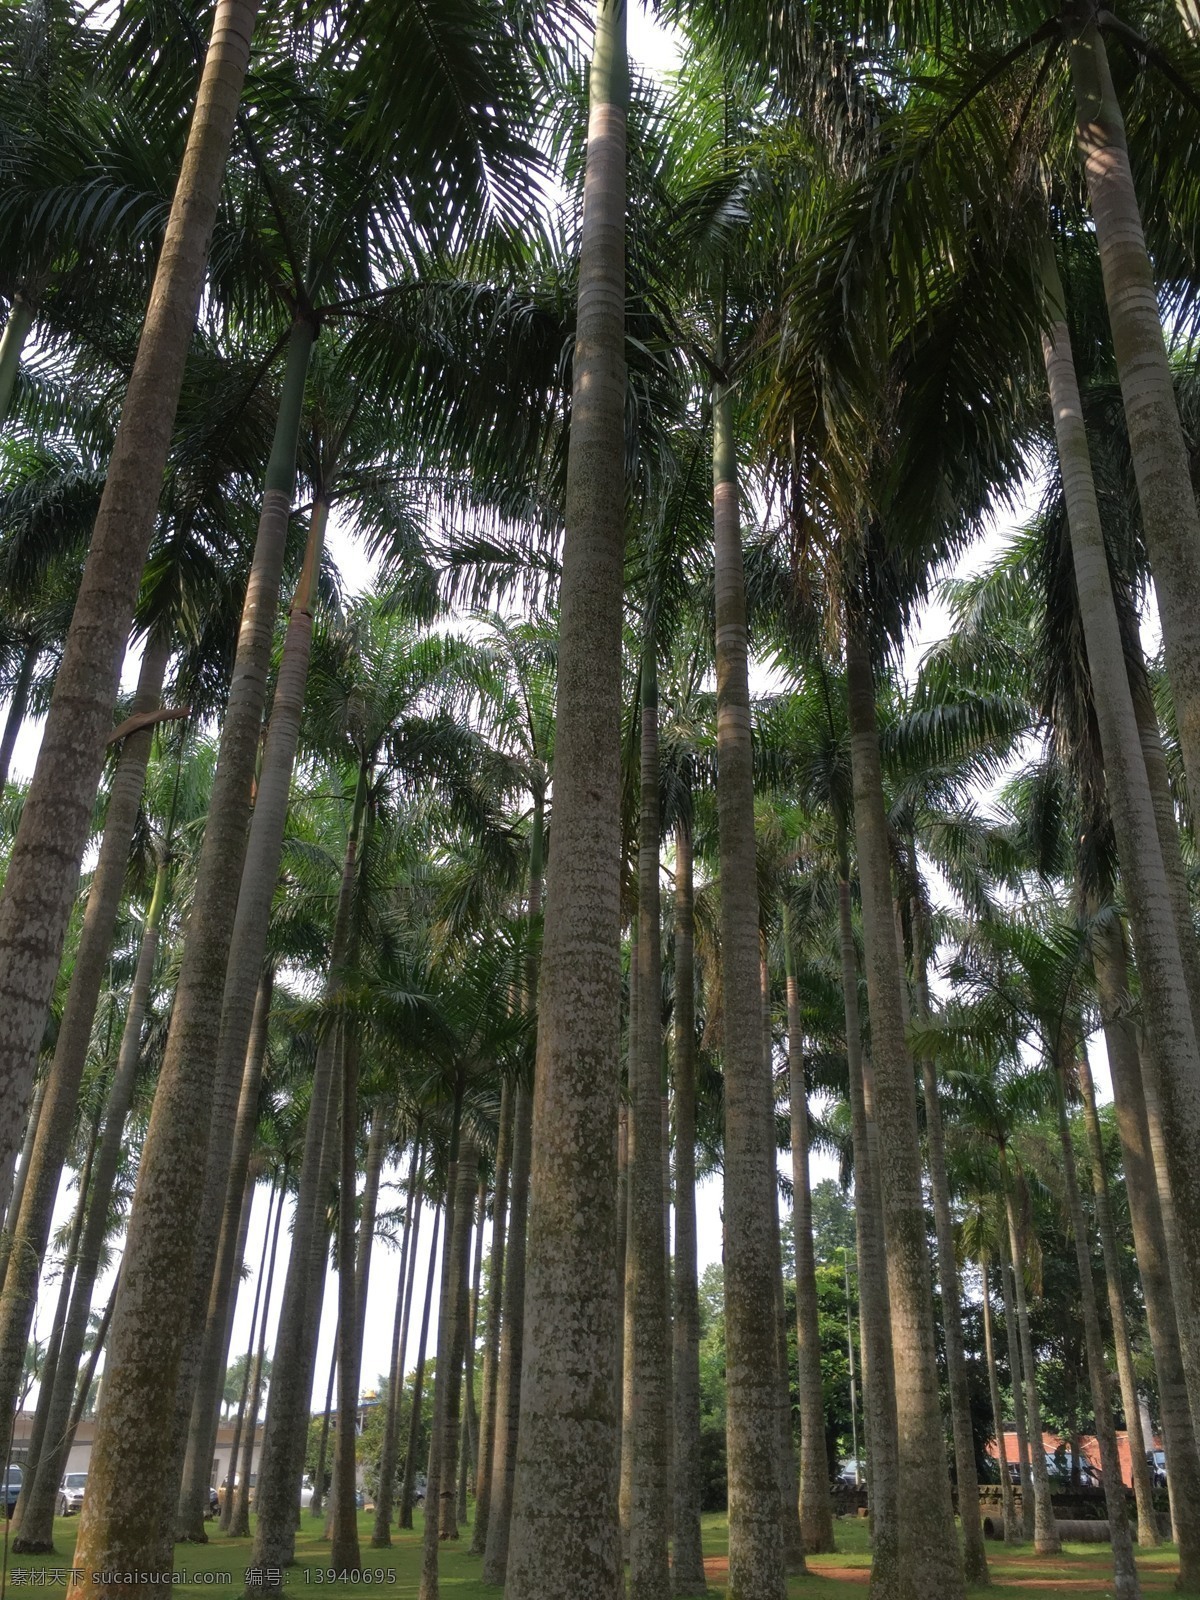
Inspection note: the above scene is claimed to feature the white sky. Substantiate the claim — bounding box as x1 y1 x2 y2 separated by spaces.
16 5 1123 1419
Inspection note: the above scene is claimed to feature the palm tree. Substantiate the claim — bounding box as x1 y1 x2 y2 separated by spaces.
505 7 630 1600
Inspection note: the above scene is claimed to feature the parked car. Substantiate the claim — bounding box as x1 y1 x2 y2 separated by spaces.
57 1472 87 1516
1148 1450 1168 1488
4 1465 22 1519
836 1459 862 1487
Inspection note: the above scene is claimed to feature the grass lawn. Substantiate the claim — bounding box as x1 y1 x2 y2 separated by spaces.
0 1509 1184 1597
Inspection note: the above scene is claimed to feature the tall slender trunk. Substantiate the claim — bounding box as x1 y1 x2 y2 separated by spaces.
458 1172 486 1524
375 1137 424 1547
1001 1169 1060 1555
711 363 786 1600
835 831 899 1599
1066 8 1200 811
250 764 367 1587
1042 254 1200 1464
1091 912 1200 1573
229 1178 284 1539
783 911 834 1555
481 1081 532 1584
770 1174 805 1578
998 1232 1036 1543
222 1181 278 1533
619 926 638 1564
399 1203 442 1532
247 1035 336 1570
311 1334 337 1522
1076 1047 1159 1546
420 1129 477 1600
0 639 37 794
628 639 671 1600
504 6 627 1596
178 968 275 1538
436 1140 478 1544
4 1072 46 1243
0 638 168 1444
910 908 987 1583
0 292 35 424
470 1085 510 1556
67 1273 119 1442
1052 1060 1140 1599
763 950 805 1577
0 0 257 1222
12 853 171 1552
13 1103 99 1527
671 820 707 1595
844 628 963 1600
980 1259 1019 1545
330 1030 363 1573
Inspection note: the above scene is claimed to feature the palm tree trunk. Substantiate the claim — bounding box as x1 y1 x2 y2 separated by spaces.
458 1172 486 1524
629 639 671 1600
436 1139 478 1544
178 968 275 1538
504 6 627 1596
229 1177 284 1539
330 1030 364 1572
1066 10 1200 811
1131 665 1200 1033
671 819 707 1595
311 1336 337 1522
1091 912 1200 1571
910 911 988 1583
67 1272 119 1442
11 853 170 1550
770 1175 806 1578
619 926 638 1565
1001 1169 1060 1556
1052 1061 1140 1600
0 636 168 1443
0 292 35 425
420 1128 477 1600
710 365 787 1600
4 1071 46 1243
249 1027 340 1577
470 1085 510 1556
73 312 315 1587
0 639 37 794
844 628 964 1600
222 1181 278 1533
783 911 835 1555
1041 254 1200 1468
1076 1048 1159 1547
980 1258 1019 1545
399 1203 442 1532
13 1103 99 1533
482 1078 533 1582
998 1232 1036 1543
0 0 257 1219
763 949 805 1577
374 1138 424 1547
835 827 900 1597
